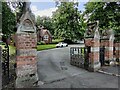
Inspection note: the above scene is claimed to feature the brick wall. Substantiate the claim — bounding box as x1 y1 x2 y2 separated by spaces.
85 38 100 71
114 42 120 62
100 39 114 64
15 33 38 88
16 33 37 49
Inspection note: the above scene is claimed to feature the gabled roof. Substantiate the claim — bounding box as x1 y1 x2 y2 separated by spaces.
40 29 52 37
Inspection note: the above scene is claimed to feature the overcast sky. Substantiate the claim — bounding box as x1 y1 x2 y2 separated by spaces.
30 1 89 18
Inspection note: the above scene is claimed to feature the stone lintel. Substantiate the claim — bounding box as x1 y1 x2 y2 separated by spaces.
17 49 37 56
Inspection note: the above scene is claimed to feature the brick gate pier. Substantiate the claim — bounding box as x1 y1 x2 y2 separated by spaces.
15 2 38 88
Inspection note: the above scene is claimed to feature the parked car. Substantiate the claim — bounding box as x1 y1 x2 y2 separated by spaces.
56 42 68 48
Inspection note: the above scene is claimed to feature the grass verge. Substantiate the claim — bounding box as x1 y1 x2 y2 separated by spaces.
0 45 16 55
37 44 56 51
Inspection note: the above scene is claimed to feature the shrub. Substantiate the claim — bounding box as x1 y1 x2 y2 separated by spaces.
0 42 5 45
37 41 45 45
63 39 74 44
50 39 63 44
37 42 41 45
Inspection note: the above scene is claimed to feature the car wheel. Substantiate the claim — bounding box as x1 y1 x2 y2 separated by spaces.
66 45 68 47
61 45 63 47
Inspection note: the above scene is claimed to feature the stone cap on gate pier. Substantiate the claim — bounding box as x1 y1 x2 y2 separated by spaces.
16 1 36 33
84 21 100 40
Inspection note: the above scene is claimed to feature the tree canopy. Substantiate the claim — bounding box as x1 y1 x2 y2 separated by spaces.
36 16 54 35
0 2 2 30
8 1 26 22
2 1 27 41
2 2 16 39
2 1 120 41
84 1 120 37
52 2 86 40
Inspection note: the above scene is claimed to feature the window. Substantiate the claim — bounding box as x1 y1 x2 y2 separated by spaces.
44 35 48 40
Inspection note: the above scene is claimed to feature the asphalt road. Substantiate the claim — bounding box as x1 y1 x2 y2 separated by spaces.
37 44 118 88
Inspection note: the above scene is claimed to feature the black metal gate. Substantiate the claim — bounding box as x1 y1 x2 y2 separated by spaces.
84 46 91 70
70 47 86 68
100 46 105 66
2 44 10 85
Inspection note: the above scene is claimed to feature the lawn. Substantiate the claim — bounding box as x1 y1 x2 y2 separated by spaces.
37 44 56 51
0 44 56 54
0 45 16 55
52 39 63 44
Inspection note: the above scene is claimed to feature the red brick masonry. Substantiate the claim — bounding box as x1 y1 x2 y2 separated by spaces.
85 38 100 71
15 33 37 49
15 33 38 87
114 42 120 59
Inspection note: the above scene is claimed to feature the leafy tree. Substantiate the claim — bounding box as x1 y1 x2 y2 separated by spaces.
84 1 120 40
36 16 54 35
0 1 2 30
2 0 26 41
52 2 86 40
2 2 16 40
8 1 26 22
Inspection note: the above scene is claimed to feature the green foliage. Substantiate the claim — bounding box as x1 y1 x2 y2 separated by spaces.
51 39 63 44
37 41 45 45
0 42 5 45
84 2 120 39
2 2 16 39
37 44 56 51
0 2 2 29
8 1 25 21
52 2 86 40
36 16 54 35
0 45 16 55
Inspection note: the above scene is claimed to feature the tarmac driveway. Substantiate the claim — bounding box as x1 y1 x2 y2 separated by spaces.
37 44 86 83
37 44 118 88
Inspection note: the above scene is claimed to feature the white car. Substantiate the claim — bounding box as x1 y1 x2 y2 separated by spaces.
56 42 68 48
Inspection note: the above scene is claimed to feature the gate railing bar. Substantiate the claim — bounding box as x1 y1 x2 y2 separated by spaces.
2 43 10 84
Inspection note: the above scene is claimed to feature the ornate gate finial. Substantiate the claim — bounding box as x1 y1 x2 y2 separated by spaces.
17 0 36 33
24 0 31 12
